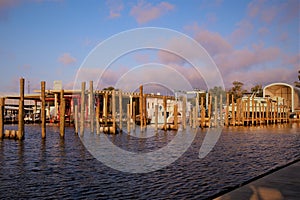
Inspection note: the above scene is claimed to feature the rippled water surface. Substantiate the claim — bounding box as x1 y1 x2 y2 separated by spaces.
0 123 299 199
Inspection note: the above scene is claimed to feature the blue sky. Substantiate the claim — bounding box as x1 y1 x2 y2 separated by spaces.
0 0 299 93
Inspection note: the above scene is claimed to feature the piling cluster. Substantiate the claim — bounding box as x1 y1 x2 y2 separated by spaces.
0 78 292 141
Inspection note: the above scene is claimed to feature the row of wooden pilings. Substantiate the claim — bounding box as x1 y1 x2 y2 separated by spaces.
0 78 291 140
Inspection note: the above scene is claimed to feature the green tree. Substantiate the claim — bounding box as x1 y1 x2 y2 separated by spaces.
228 81 247 102
250 84 263 97
209 86 226 100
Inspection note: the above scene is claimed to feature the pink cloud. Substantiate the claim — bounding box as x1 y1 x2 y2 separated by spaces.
215 44 280 72
224 67 296 90
257 27 269 36
106 0 123 18
130 1 175 24
230 20 253 45
58 53 77 66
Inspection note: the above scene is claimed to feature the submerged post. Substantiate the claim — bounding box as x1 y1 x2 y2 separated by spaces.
0 98 4 139
41 81 46 139
17 78 25 140
80 82 86 137
96 97 100 134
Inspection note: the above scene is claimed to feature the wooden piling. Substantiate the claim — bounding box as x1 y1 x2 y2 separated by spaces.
182 96 186 129
54 93 58 119
17 78 25 140
200 96 205 128
225 93 229 126
80 82 85 137
214 96 217 127
74 105 78 134
139 85 144 129
0 98 4 139
96 97 100 134
155 104 158 131
193 106 197 129
60 90 65 138
127 103 131 133
231 95 235 126
237 98 241 125
41 81 46 139
251 97 255 125
132 101 136 131
174 104 178 130
112 90 116 134
220 94 223 126
103 92 108 127
89 81 94 133
163 96 167 131
119 90 123 131
208 94 212 127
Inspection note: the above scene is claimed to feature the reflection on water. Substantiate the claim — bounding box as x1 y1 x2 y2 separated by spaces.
0 123 299 199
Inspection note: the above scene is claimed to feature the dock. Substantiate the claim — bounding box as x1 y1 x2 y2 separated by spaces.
0 78 298 140
213 159 300 200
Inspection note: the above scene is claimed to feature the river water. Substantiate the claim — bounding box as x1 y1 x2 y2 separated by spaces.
0 123 299 199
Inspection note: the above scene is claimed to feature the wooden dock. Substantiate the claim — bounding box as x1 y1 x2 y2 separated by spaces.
0 78 295 140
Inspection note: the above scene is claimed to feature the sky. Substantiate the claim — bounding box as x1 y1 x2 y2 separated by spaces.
0 0 299 94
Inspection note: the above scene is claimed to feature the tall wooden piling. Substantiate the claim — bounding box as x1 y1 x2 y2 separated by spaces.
251 97 255 125
96 97 100 134
231 95 235 126
208 95 212 127
60 90 65 138
17 78 25 140
220 94 223 126
41 81 46 139
89 81 94 133
74 105 78 134
182 96 186 129
139 86 144 129
127 103 131 133
80 82 85 137
174 104 178 130
225 93 229 126
163 96 167 130
237 98 241 125
132 101 136 131
155 104 158 131
119 90 123 131
54 93 58 119
214 96 217 127
112 90 116 134
0 98 4 139
247 97 250 126
200 96 205 128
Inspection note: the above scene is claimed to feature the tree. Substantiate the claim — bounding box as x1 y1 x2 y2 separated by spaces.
103 86 115 91
209 86 226 101
250 84 263 97
228 81 247 102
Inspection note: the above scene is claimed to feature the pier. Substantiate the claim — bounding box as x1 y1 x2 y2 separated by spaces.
0 78 298 140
